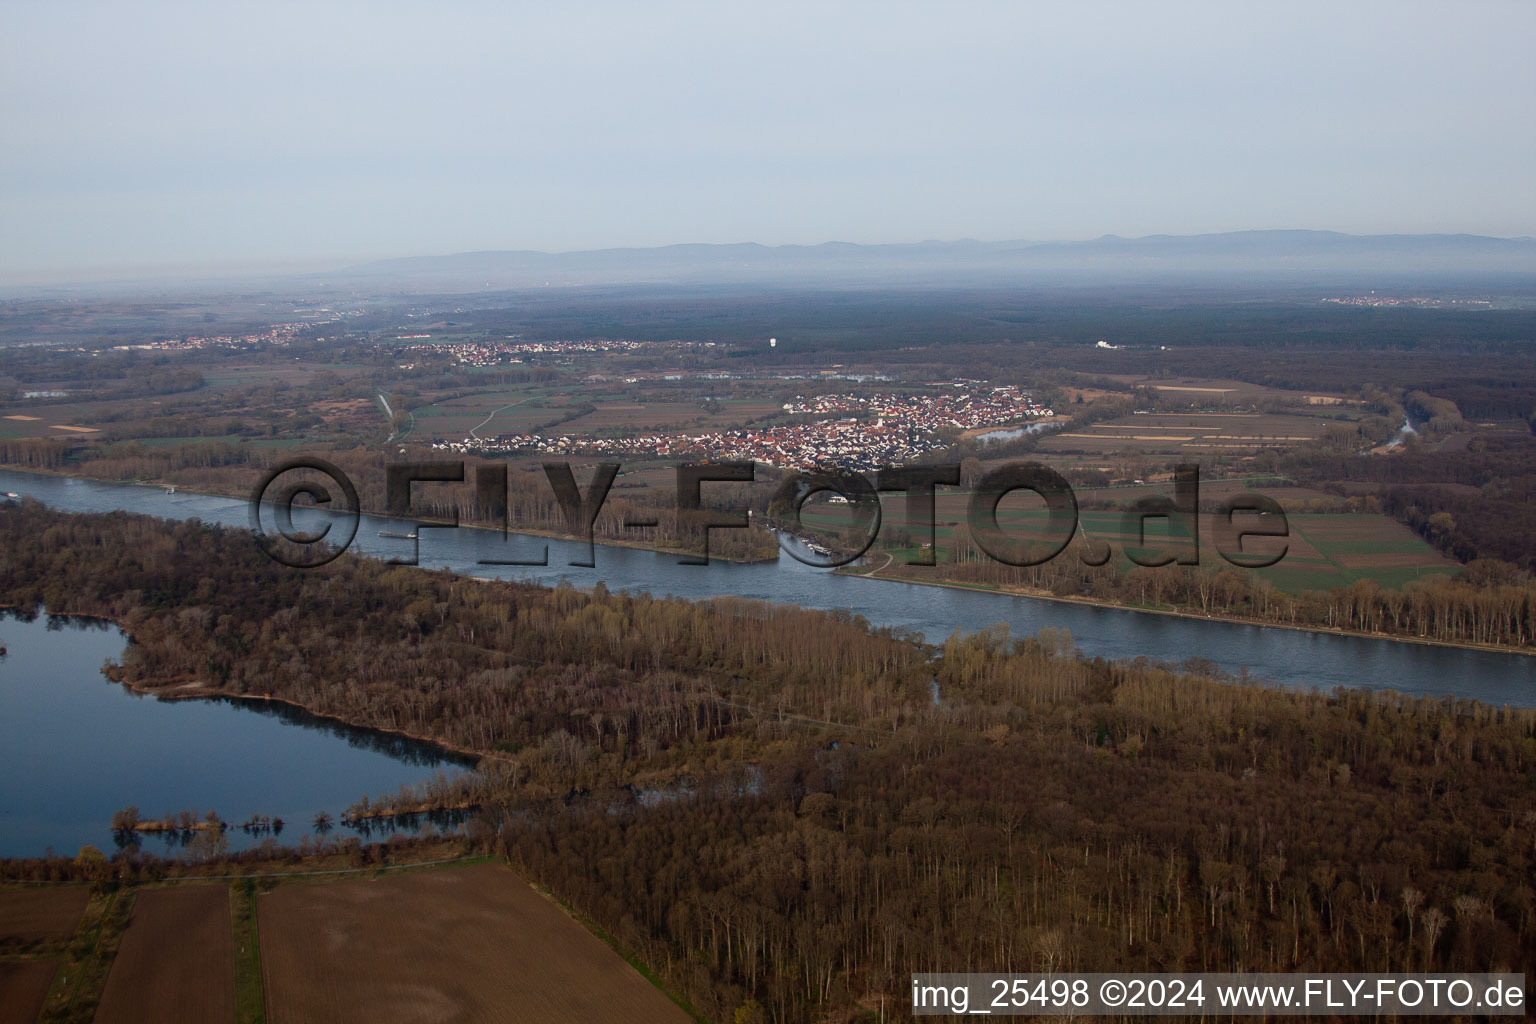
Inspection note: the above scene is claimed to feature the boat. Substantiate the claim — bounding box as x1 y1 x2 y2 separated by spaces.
378 530 418 540
3 492 19 499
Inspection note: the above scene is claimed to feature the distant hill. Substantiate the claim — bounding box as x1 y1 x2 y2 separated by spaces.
314 231 1536 292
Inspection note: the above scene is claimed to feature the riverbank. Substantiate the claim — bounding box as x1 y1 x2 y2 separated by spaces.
0 464 780 565
9 471 1535 704
837 560 1536 659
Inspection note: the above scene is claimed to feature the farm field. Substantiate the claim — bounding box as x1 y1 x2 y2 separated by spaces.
876 480 1337 524
0 961 57 1024
1285 514 1464 590
1098 374 1352 406
805 494 1456 594
256 862 691 1024
412 392 782 441
93 886 235 1024
409 390 567 438
0 402 122 439
0 359 375 442
1037 411 1337 457
134 434 319 450
0 886 89 945
559 398 779 435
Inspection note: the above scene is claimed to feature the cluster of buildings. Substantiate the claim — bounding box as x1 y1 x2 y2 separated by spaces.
1323 295 1493 309
112 322 312 352
432 383 1051 471
436 420 930 470
780 383 1047 431
385 337 715 367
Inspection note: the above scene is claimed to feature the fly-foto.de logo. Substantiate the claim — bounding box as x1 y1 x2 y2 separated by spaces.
249 458 1288 571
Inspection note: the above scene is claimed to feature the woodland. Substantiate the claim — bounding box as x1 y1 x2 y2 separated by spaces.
2 502 1533 1022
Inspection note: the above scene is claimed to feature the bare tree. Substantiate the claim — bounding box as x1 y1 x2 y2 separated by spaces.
1401 887 1423 949
1421 907 1449 967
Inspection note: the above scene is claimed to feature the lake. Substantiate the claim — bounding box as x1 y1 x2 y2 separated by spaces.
0 610 471 859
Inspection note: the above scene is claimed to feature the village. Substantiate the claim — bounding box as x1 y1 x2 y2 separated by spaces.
387 336 717 367
433 383 1051 470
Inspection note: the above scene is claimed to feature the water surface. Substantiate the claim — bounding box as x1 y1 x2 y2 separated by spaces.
0 611 470 858
3 468 1531 705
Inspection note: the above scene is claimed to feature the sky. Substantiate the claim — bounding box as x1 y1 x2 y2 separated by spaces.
3 0 1534 283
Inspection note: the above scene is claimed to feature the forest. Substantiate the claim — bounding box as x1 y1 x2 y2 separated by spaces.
1 501 1533 1022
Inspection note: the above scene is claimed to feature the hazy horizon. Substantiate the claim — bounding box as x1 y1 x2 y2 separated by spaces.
6 227 1533 286
4 1 1534 283
8 229 1536 300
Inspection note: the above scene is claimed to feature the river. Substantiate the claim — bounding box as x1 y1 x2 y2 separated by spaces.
2 468 1531 706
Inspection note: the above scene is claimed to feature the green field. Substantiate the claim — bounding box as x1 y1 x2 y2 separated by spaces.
803 496 1456 594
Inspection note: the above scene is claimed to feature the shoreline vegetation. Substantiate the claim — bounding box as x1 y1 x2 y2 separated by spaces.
131 819 221 833
5 501 1536 1020
110 798 480 831
5 465 1534 655
0 456 781 564
111 676 495 766
821 513 1536 652
340 801 479 824
1 840 495 885
838 557 1536 658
